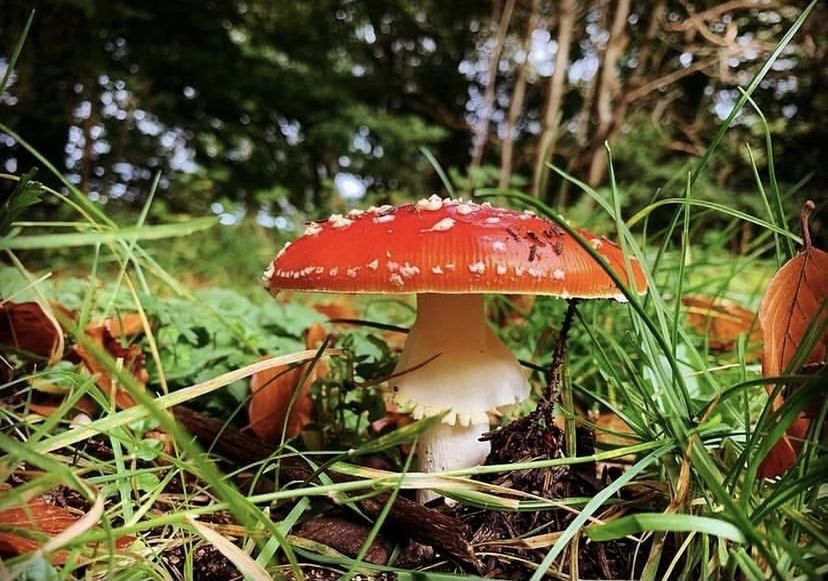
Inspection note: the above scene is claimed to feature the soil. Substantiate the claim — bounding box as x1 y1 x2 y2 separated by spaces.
163 544 241 581
455 403 642 579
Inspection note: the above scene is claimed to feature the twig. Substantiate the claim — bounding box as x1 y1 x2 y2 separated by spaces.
540 299 579 409
171 406 479 569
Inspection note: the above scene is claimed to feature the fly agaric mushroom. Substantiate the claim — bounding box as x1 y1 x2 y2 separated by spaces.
263 195 646 502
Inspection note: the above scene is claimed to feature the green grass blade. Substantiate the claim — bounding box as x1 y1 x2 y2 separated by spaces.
587 513 747 543
0 217 218 249
0 9 34 94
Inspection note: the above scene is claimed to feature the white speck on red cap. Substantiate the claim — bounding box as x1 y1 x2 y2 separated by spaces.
328 214 354 229
304 222 323 236
415 194 443 211
423 217 455 232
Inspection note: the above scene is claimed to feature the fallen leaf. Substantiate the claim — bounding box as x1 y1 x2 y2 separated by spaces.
758 201 828 478
304 323 328 350
249 363 319 442
682 294 761 355
0 301 64 364
0 488 131 564
370 402 413 436
593 412 637 449
248 327 329 443
69 324 149 409
313 301 358 322
103 313 145 338
487 294 535 329
28 392 97 418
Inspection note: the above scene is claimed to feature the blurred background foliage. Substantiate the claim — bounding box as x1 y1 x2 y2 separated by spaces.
1 0 824 235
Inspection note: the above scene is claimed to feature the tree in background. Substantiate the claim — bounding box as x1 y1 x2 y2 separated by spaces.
1 0 824 222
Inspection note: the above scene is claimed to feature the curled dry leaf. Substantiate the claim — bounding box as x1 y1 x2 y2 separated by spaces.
313 301 358 322
0 487 131 564
248 364 317 442
248 323 329 443
487 294 536 329
758 201 828 478
28 392 97 419
370 402 413 436
682 294 761 356
0 301 64 364
593 412 637 448
69 324 149 409
103 312 145 338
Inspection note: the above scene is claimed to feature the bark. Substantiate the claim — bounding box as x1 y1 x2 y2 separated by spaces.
585 0 631 188
530 0 576 200
498 0 540 189
469 0 516 173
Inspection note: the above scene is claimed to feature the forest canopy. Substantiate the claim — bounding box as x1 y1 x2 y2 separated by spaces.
1 1 825 223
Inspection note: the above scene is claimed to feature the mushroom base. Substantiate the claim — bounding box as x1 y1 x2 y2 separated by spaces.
417 422 489 504
390 293 529 502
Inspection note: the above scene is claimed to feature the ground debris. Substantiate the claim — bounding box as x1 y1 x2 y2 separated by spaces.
464 414 639 579
163 544 241 581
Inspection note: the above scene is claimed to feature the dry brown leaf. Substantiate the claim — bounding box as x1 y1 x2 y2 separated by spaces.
0 489 131 564
28 393 97 418
594 412 637 448
758 201 828 478
304 323 328 350
0 301 64 364
248 326 329 443
682 294 761 355
69 324 150 409
103 313 145 338
487 294 536 329
370 402 413 436
248 361 317 443
313 301 358 321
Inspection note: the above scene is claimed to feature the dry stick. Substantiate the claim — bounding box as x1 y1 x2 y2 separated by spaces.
171 406 479 569
540 299 579 411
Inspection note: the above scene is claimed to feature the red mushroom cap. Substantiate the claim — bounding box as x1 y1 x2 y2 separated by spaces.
264 196 647 299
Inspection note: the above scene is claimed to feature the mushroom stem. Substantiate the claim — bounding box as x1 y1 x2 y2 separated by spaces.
391 293 529 503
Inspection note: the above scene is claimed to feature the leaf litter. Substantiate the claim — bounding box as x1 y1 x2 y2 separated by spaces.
757 200 827 478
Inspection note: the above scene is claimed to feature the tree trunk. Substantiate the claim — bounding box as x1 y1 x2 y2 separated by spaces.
498 0 541 190
585 0 631 188
530 0 576 200
469 0 516 174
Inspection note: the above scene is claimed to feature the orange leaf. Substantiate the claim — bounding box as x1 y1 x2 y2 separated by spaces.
0 494 82 565
103 313 145 338
757 201 828 478
370 402 413 436
28 393 97 418
70 324 150 409
248 362 316 443
304 323 328 350
249 324 331 443
313 301 358 322
682 294 761 354
0 301 64 364
0 490 132 564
